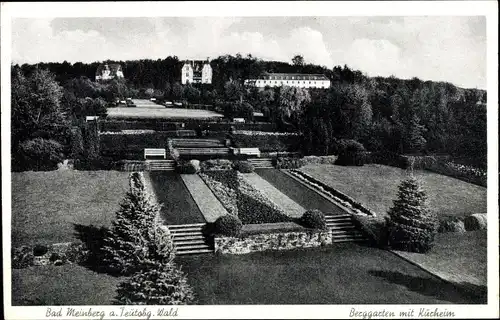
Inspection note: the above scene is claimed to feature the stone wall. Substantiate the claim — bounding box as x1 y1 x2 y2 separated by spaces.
215 229 332 255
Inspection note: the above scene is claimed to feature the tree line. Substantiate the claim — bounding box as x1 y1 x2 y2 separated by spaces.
11 54 487 170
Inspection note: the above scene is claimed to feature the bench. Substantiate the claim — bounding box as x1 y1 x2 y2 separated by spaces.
144 148 166 159
238 148 261 157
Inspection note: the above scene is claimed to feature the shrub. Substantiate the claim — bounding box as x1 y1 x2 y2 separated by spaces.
12 246 34 269
214 215 243 237
49 252 64 263
387 176 438 253
115 262 194 305
351 215 390 247
334 139 366 166
302 155 338 166
464 214 487 231
301 209 327 229
275 157 304 169
65 242 88 264
17 138 64 171
83 121 100 161
438 217 466 233
176 160 199 174
33 244 49 256
233 160 254 173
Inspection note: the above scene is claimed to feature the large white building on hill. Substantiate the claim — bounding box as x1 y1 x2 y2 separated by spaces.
244 73 331 89
95 63 124 82
181 59 212 84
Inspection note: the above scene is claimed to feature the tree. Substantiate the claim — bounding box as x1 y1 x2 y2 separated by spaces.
406 114 427 153
292 55 305 67
16 138 64 171
387 176 438 253
224 80 243 102
115 262 194 305
11 67 68 149
172 82 184 101
102 173 175 275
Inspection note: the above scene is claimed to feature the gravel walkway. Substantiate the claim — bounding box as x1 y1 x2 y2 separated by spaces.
181 174 228 223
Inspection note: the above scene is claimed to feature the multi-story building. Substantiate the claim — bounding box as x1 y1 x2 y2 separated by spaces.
244 73 331 89
95 63 124 82
181 59 212 84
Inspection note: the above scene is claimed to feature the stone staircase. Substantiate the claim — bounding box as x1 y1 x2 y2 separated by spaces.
168 223 214 255
147 160 176 171
325 214 368 243
248 158 274 168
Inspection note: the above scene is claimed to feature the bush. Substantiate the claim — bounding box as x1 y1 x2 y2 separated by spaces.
387 176 438 253
302 155 338 166
233 160 254 173
65 242 88 264
12 246 34 269
214 215 243 237
17 138 64 171
301 209 327 229
335 139 366 154
33 244 49 257
275 157 304 169
49 252 64 263
464 214 487 231
334 139 366 166
115 262 195 305
176 160 199 174
438 217 466 233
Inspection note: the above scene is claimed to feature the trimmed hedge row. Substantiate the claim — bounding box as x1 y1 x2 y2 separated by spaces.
100 120 280 132
231 134 300 152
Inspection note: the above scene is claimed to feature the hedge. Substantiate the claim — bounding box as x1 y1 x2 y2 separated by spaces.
231 134 300 152
300 209 327 229
274 157 305 169
233 160 254 173
214 215 243 237
200 159 233 172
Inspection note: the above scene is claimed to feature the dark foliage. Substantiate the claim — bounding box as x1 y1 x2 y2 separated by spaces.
233 160 254 173
15 138 64 171
214 215 243 237
33 244 49 257
300 209 327 229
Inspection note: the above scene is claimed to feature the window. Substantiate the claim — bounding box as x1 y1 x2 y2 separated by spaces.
186 73 189 77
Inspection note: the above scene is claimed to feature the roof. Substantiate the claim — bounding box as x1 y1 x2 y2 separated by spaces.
96 63 123 75
184 60 211 72
249 73 329 81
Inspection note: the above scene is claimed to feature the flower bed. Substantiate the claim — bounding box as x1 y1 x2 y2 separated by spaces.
200 170 291 224
425 161 486 187
12 242 87 269
214 226 332 255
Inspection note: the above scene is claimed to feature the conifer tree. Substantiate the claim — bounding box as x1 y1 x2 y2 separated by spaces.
387 175 438 253
102 172 175 275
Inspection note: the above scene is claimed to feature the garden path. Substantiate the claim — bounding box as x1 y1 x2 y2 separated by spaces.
181 174 228 223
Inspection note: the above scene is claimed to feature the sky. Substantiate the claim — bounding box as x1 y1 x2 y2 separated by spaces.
11 16 486 89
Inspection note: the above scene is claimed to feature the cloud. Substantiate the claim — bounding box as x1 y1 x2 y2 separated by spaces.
11 17 486 89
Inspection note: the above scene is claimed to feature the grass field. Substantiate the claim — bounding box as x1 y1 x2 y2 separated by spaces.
394 230 487 287
178 243 482 304
11 264 124 306
299 164 487 217
256 169 348 216
107 106 223 120
147 172 205 225
11 171 130 247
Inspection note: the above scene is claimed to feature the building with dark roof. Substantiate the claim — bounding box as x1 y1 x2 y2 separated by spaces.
244 73 330 89
181 59 212 84
95 63 124 82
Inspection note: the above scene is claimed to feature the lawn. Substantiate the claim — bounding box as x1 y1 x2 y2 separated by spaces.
178 243 483 304
393 230 487 287
11 264 124 306
107 106 223 120
11 171 130 247
147 172 205 225
299 164 487 217
256 169 348 216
